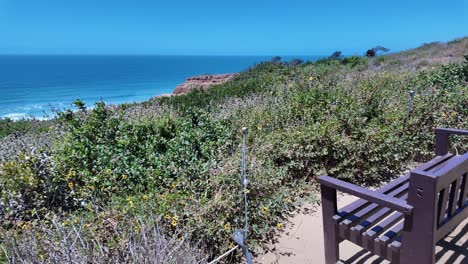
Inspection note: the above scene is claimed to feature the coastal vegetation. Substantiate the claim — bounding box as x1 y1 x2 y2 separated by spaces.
1 38 467 263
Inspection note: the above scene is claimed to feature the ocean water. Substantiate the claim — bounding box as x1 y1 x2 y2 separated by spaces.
0 55 320 120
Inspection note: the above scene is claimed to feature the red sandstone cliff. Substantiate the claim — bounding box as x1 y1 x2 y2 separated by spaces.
173 73 238 95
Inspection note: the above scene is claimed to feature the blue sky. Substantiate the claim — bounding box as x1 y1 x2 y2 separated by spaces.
0 0 466 55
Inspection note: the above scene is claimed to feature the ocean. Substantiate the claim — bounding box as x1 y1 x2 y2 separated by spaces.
0 55 320 120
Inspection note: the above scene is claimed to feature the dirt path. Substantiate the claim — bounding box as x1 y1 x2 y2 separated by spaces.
255 193 467 264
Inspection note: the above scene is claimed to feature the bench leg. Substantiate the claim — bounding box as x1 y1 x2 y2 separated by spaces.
321 185 340 263
400 172 437 264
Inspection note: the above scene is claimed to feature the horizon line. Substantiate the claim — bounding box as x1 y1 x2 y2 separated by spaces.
0 53 330 57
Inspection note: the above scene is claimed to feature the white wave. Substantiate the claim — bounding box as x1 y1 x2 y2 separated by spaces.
2 113 49 121
19 104 46 111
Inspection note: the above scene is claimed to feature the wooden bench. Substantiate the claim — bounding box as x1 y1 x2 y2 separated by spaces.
318 128 468 264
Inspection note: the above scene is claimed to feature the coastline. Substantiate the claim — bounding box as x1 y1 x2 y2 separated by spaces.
2 72 237 121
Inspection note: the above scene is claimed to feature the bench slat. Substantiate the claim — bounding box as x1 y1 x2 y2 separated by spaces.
333 154 454 224
448 177 462 217
434 153 468 190
387 241 402 264
458 173 468 209
340 182 409 239
435 200 468 241
437 186 450 226
374 221 404 259
362 212 403 252
333 174 409 223
350 193 409 244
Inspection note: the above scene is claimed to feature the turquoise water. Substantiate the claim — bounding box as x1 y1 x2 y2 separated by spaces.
0 55 319 119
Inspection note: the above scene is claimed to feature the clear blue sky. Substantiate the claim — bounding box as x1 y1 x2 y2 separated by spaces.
0 0 466 55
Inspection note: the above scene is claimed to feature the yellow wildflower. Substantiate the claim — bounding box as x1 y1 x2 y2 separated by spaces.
224 223 231 231
21 223 28 230
68 182 74 188
165 214 171 220
171 183 177 189
128 200 134 208
143 195 149 201
309 76 314 81
262 206 268 213
229 242 235 249
171 218 177 227
277 223 284 229
246 189 250 194
122 174 127 180
441 112 447 118
64 220 69 226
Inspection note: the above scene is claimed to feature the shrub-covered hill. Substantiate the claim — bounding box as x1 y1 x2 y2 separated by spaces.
0 38 467 263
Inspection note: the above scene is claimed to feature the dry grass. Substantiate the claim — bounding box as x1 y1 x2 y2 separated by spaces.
1 216 207 264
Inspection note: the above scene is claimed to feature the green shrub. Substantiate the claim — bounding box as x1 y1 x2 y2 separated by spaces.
1 57 467 262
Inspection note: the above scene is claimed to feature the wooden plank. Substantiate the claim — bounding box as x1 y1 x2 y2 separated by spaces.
458 173 468 209
334 174 409 223
340 182 408 241
387 241 401 264
434 153 468 190
434 128 468 156
319 176 413 215
333 154 453 223
374 221 404 259
435 201 468 241
350 193 409 244
448 177 462 216
422 153 455 172
437 187 449 226
320 185 340 263
362 212 403 252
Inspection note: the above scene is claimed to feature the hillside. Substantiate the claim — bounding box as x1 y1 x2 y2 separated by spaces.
0 37 467 263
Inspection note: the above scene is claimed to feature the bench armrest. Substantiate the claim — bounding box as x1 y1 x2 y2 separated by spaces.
435 128 468 156
318 176 413 215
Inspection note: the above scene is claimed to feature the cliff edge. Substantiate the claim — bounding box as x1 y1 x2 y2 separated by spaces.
173 73 238 95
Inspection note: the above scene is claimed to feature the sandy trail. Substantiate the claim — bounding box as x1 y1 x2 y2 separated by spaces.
255 193 467 264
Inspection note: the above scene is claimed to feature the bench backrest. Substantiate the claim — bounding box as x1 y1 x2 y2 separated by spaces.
407 153 468 240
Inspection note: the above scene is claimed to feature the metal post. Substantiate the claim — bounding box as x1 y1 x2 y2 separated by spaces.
408 90 415 117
